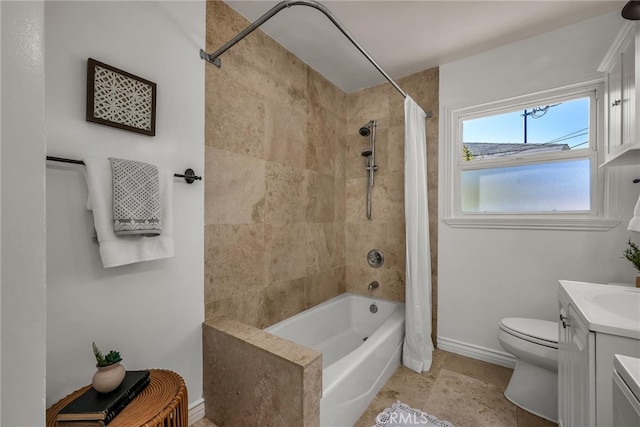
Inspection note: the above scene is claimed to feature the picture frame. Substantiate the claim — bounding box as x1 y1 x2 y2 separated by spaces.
86 58 156 136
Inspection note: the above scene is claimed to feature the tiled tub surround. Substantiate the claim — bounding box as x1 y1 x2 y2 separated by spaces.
204 2 440 425
345 70 439 342
205 0 439 336
265 293 405 426
203 318 322 426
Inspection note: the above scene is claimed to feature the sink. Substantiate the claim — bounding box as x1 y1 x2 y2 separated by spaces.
585 289 640 323
561 280 640 339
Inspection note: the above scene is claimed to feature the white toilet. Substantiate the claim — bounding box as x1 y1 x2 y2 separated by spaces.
497 317 559 422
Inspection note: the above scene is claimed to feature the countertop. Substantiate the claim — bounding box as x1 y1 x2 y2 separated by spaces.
559 280 640 339
614 354 640 403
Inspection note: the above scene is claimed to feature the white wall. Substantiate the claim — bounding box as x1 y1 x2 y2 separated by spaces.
438 11 640 359
1 2 3 420
45 0 205 409
1 1 47 425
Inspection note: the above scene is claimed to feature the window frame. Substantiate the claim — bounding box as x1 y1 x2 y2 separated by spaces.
442 80 620 230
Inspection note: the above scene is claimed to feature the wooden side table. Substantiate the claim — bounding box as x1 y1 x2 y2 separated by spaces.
46 369 188 427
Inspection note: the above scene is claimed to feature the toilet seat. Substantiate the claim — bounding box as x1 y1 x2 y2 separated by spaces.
499 318 558 349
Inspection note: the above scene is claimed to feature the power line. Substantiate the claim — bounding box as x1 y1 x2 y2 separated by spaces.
546 132 588 145
544 127 588 144
569 141 589 149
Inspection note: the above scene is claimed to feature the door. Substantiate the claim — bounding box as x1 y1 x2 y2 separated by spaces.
558 303 595 427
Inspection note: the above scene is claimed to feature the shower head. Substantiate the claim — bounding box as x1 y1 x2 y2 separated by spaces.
359 120 376 137
361 150 372 157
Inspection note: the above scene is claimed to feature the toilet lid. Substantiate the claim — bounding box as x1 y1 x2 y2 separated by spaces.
500 317 558 348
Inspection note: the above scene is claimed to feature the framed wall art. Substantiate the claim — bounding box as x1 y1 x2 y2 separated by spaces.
86 58 157 136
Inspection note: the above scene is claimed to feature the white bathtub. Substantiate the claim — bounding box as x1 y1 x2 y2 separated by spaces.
265 292 405 426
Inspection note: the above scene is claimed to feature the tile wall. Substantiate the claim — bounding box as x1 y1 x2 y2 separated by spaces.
205 0 439 340
344 71 439 342
203 317 322 426
204 0 346 328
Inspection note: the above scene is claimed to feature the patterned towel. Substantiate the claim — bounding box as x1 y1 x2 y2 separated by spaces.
109 158 161 236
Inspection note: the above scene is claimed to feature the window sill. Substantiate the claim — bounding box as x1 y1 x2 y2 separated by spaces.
443 216 620 231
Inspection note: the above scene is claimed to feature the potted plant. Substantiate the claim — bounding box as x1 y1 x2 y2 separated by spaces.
91 342 125 393
622 239 640 287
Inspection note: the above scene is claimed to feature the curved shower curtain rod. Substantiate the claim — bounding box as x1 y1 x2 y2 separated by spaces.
201 0 420 104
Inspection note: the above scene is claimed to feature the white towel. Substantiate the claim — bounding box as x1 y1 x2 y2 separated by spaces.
84 157 175 268
629 193 640 233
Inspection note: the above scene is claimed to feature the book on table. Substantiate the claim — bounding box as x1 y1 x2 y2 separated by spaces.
55 370 150 426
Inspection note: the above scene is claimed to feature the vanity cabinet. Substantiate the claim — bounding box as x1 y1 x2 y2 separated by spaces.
558 294 595 426
598 21 640 166
558 281 640 427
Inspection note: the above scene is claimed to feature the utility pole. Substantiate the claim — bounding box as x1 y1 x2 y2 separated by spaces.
522 104 560 143
523 110 528 144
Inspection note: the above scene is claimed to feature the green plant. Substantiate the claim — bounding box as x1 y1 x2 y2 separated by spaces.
92 342 122 367
622 239 640 272
462 144 475 161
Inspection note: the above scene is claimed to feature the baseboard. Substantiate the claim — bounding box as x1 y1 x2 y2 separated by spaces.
437 336 517 369
188 398 205 426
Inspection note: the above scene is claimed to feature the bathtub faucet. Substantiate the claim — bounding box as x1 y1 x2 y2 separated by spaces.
368 281 379 290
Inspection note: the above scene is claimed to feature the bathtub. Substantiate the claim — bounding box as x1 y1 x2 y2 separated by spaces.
265 292 405 426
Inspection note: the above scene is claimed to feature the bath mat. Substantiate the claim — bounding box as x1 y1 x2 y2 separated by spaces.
375 401 454 427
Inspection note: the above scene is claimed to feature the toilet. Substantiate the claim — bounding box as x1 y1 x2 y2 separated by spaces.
497 317 559 422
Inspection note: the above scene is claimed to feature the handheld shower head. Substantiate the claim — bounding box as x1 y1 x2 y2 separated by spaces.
359 120 376 137
358 120 377 220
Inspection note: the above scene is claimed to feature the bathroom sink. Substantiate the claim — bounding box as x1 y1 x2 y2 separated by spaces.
586 290 640 323
560 281 640 339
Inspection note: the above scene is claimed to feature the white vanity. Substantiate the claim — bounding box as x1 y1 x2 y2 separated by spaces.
613 354 640 425
558 280 640 427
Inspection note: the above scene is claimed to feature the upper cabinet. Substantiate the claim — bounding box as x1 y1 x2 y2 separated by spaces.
599 21 640 167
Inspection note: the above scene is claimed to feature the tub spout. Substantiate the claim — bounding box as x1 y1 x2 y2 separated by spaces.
368 281 379 290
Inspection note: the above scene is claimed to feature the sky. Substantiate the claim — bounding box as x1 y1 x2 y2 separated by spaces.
462 97 590 149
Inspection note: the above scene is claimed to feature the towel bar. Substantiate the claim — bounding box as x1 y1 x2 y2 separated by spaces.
46 156 202 184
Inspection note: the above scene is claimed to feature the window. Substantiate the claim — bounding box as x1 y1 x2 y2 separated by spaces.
444 82 618 230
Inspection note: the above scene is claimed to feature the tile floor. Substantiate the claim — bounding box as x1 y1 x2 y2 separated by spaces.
355 349 556 427
191 349 557 427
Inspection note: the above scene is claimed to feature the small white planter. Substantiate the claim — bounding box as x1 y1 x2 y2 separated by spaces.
92 362 126 393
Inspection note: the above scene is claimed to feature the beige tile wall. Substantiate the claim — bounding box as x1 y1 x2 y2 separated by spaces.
203 317 322 426
344 70 439 343
205 0 346 329
205 0 438 340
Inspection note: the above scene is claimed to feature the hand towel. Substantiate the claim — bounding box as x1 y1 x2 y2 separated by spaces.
628 193 640 233
84 157 175 268
109 158 161 236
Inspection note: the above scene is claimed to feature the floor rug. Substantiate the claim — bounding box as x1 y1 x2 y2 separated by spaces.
375 401 454 427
